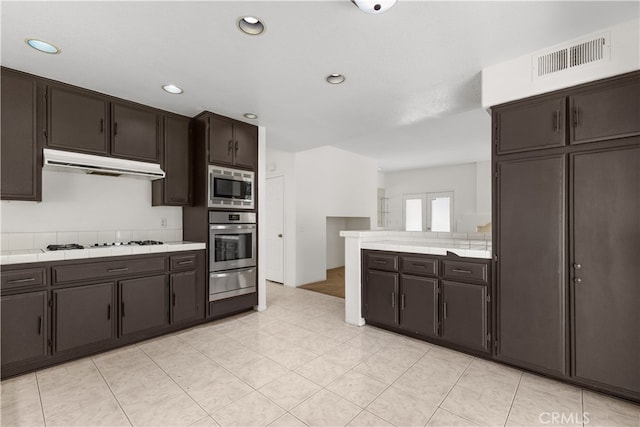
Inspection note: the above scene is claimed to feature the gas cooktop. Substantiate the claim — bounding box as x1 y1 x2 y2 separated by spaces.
46 241 164 251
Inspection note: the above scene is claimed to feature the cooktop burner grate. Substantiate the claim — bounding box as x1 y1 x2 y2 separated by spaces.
46 244 84 251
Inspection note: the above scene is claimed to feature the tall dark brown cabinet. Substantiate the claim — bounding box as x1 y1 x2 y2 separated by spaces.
0 68 42 201
492 71 640 401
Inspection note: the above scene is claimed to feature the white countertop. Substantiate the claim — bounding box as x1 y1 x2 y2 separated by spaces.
360 240 491 259
0 242 206 265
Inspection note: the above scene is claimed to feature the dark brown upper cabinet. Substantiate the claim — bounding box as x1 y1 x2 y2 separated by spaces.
570 75 640 145
1 68 42 201
208 116 257 170
47 84 109 155
493 95 566 155
153 114 191 206
111 102 160 162
45 81 161 163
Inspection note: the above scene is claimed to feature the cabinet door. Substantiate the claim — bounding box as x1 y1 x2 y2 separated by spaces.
154 115 191 206
47 85 109 155
400 275 438 337
1 69 41 201
120 275 167 336
1 291 48 365
364 270 398 326
111 102 160 162
442 281 488 352
208 117 234 165
497 155 566 374
54 283 114 353
572 146 640 394
233 122 258 170
170 271 200 323
495 96 566 154
570 75 640 145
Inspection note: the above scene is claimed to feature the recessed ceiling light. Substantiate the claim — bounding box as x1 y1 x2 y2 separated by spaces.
351 0 397 14
326 73 346 84
25 38 60 54
238 16 265 35
243 113 258 119
162 84 183 94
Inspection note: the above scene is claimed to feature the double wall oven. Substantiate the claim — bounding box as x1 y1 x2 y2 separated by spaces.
208 211 256 302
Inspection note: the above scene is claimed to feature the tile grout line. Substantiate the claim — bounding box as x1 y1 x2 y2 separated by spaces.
136 341 230 425
502 371 524 427
90 358 134 427
33 371 48 427
426 355 476 426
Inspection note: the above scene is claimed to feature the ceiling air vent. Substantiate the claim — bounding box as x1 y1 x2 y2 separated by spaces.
533 32 610 80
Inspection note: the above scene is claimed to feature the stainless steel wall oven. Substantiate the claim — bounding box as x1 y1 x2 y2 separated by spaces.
208 211 256 302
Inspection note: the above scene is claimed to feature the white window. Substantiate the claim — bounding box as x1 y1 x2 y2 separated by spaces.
403 192 454 232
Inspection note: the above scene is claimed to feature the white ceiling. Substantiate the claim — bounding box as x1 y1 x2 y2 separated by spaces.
2 1 637 171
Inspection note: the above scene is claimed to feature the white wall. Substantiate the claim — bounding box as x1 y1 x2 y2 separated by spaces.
384 161 491 233
482 19 640 108
0 170 182 249
295 146 377 285
326 217 371 270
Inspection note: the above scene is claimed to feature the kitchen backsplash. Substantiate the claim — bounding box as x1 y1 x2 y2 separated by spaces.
1 170 183 247
0 229 183 251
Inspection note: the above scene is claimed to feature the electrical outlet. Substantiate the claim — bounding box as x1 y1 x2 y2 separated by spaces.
160 218 167 228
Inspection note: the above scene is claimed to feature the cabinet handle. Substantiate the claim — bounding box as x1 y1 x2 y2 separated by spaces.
553 110 561 133
121 301 125 317
228 140 233 155
107 267 129 273
452 269 472 274
391 292 395 308
100 118 104 134
107 304 111 320
114 122 118 135
373 260 387 265
173 293 176 307
411 263 426 269
177 260 193 265
443 302 448 320
38 316 42 335
573 108 580 127
400 294 406 310
7 277 36 285
235 140 239 154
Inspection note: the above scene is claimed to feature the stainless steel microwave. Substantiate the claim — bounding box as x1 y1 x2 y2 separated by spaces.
208 165 254 210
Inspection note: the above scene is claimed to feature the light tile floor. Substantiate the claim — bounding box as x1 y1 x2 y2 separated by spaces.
2 282 639 427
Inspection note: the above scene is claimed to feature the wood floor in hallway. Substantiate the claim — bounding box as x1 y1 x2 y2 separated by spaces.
299 267 345 298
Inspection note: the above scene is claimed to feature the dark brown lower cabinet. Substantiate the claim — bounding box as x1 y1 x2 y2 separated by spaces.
120 275 167 336
497 155 567 375
1 291 48 364
54 283 115 353
442 281 488 352
170 270 200 323
572 146 640 394
364 270 398 326
399 274 438 337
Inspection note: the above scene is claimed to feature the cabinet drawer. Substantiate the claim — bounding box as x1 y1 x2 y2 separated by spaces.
366 253 398 272
401 256 438 277
170 254 197 270
52 257 166 284
1 268 47 291
442 260 488 283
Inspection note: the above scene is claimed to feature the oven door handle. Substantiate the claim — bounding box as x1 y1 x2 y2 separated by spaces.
209 224 256 230
210 267 256 278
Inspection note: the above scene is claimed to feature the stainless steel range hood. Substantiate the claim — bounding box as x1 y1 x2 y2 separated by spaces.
43 148 165 180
